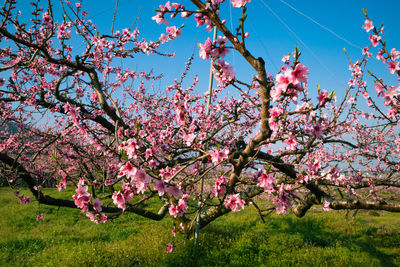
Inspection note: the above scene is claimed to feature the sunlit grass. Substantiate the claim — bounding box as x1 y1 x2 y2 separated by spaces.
1 187 399 266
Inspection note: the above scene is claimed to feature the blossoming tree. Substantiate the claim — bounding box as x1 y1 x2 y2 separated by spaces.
1 0 400 240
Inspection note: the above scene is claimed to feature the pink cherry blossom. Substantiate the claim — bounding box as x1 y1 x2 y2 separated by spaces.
269 106 283 118
210 148 230 165
275 69 292 92
312 123 324 137
165 243 173 253
166 185 183 199
19 196 32 205
224 194 245 211
166 26 182 40
362 19 374 32
36 213 44 222
112 191 126 211
212 175 227 197
213 60 235 85
230 0 251 8
92 198 103 212
369 34 381 47
257 172 276 194
291 63 309 84
390 48 400 61
387 61 400 74
73 184 92 211
322 200 330 212
169 198 188 218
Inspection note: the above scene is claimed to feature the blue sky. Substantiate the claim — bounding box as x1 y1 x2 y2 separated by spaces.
16 1 400 100
78 0 400 99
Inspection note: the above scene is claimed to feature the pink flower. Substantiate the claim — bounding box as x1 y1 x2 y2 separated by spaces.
177 198 188 214
257 173 276 194
36 213 44 222
175 108 186 126
169 195 189 218
33 185 42 191
390 48 400 61
312 123 324 137
104 179 114 186
376 49 386 62
369 34 381 47
224 194 245 211
57 170 67 191
199 38 212 60
73 185 92 211
42 12 52 26
183 132 196 146
375 83 384 97
270 87 282 102
166 26 182 40
19 196 32 205
92 198 103 212
362 47 372 57
132 168 151 184
166 185 183 199
112 191 126 211
322 200 330 212
230 0 251 8
165 243 173 253
210 148 230 165
275 70 292 92
154 179 166 196
362 19 374 32
284 137 298 151
172 227 177 237
211 36 229 59
169 204 179 217
281 55 290 62
152 2 171 25
384 85 400 100
159 33 169 43
290 63 309 84
149 159 159 169
269 106 283 118
318 90 329 106
212 176 227 197
119 161 136 179
387 61 400 74
213 59 235 85
100 213 107 223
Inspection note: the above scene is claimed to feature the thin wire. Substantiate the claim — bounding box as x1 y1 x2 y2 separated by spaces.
229 2 236 69
259 0 345 87
248 19 278 72
88 0 131 20
277 0 362 50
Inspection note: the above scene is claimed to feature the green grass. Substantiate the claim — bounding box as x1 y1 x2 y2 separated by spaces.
1 188 400 266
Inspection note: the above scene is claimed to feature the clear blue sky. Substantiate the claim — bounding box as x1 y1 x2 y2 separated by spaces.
22 1 400 99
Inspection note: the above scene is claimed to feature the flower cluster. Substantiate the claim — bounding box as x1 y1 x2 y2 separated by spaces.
212 176 227 197
169 195 189 217
72 183 92 212
224 194 245 211
271 63 309 102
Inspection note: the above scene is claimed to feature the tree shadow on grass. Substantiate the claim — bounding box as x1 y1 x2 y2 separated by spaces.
165 215 399 267
265 216 397 267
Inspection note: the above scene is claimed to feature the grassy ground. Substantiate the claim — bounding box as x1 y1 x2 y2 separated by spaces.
1 188 400 266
